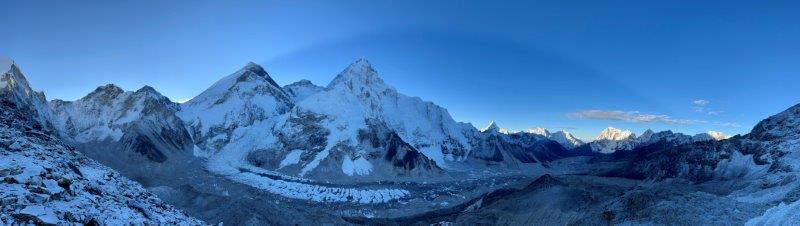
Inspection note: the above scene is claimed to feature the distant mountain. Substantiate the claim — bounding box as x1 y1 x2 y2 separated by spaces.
588 127 637 153
522 127 584 149
283 79 324 102
581 127 730 154
549 130 585 149
692 131 729 142
611 103 800 184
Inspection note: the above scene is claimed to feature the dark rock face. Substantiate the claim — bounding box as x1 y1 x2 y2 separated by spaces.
359 119 442 175
749 104 800 141
278 109 329 154
470 131 570 164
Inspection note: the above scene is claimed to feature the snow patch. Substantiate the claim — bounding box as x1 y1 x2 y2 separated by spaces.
342 154 374 176
279 149 304 168
746 200 800 226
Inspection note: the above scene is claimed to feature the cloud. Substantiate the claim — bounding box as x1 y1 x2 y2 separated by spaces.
567 109 742 128
567 110 701 125
712 121 741 127
693 99 710 106
693 99 723 115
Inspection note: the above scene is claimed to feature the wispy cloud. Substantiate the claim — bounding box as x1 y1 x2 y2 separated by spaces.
567 110 701 124
693 99 723 115
567 109 741 128
693 99 710 106
712 121 741 127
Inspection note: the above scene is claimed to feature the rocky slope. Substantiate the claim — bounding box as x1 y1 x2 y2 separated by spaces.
0 62 203 225
50 85 194 162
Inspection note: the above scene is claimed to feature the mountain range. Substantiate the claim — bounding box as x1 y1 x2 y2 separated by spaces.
2 58 798 225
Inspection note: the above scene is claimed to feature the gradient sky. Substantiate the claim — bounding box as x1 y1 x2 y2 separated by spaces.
2 0 799 140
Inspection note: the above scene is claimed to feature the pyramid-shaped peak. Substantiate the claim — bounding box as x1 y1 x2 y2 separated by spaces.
288 79 316 87
84 84 125 100
0 57 13 73
133 85 167 98
343 58 376 75
240 62 269 77
481 120 500 133
327 58 384 90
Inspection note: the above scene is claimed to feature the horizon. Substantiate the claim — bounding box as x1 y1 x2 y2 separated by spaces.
3 0 799 141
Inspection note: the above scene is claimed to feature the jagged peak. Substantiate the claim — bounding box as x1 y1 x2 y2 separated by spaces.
481 120 500 133
596 127 635 141
231 61 282 88
0 57 13 73
286 79 318 87
83 84 125 100
525 127 550 136
695 130 728 141
326 58 385 90
749 103 800 141
135 85 158 94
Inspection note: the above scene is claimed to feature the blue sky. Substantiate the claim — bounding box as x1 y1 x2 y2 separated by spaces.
2 0 799 140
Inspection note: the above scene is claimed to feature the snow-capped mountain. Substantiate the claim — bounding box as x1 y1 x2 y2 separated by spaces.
582 127 729 153
525 127 550 136
612 103 800 189
588 127 637 153
692 131 729 142
596 127 635 141
749 104 800 141
522 127 585 149
0 62 202 225
549 130 585 149
178 62 294 156
0 60 52 131
283 79 324 102
481 121 501 133
256 59 473 180
471 121 570 164
50 85 194 162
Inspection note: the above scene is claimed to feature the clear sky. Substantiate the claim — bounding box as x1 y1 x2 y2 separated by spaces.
2 0 799 140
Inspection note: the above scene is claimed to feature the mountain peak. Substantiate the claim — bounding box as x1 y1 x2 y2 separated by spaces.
596 127 634 141
327 58 385 90
750 103 800 141
525 127 550 136
0 57 13 73
84 84 125 100
481 120 500 133
693 131 728 141
136 85 157 93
